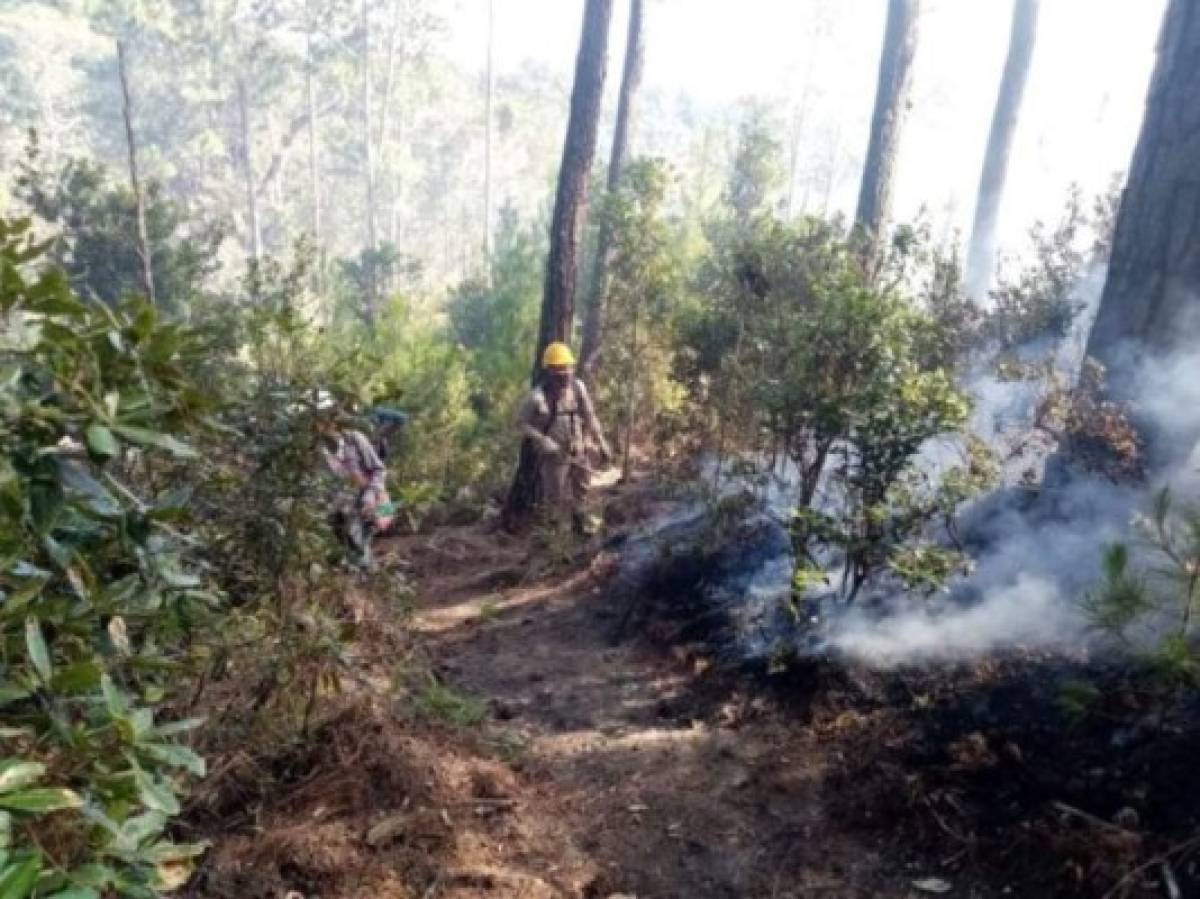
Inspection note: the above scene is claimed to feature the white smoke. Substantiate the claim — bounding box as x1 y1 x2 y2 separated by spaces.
829 574 1072 664
825 270 1200 667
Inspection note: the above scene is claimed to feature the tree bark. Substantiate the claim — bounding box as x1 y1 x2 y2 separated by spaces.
116 40 155 307
1086 0 1200 465
502 0 615 530
964 0 1040 300
305 7 324 290
361 0 380 319
579 0 644 383
483 0 496 270
236 75 261 261
376 0 401 198
306 8 322 247
854 0 920 253
362 0 379 252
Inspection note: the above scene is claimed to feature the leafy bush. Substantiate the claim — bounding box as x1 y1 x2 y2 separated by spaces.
0 216 213 896
592 159 687 475
15 141 225 316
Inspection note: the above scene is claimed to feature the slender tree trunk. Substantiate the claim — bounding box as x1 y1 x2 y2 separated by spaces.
854 0 920 254
786 50 817 219
376 0 401 202
305 11 322 250
621 302 639 481
116 40 155 307
964 0 1040 300
362 0 378 252
502 0 615 530
236 75 261 261
483 0 496 270
579 0 644 383
1086 0 1200 467
306 42 326 291
361 0 379 318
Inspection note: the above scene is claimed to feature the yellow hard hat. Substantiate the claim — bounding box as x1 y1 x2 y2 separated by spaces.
542 342 576 368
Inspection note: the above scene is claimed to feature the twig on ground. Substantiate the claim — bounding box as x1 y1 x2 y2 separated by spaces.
1052 801 1140 837
1100 833 1200 899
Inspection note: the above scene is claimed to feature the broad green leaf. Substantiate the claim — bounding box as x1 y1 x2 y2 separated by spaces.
100 675 129 720
65 864 115 888
117 810 167 850
0 788 82 813
128 709 154 741
57 463 122 519
111 427 196 460
142 841 206 864
0 577 47 619
0 812 9 850
83 425 119 462
9 562 50 580
0 762 44 795
132 768 180 816
143 744 206 777
152 718 205 738
23 619 51 683
46 889 99 899
148 488 192 521
155 560 201 590
0 855 41 899
0 690 30 710
51 662 102 695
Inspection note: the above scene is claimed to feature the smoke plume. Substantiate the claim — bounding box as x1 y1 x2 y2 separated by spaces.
824 270 1200 667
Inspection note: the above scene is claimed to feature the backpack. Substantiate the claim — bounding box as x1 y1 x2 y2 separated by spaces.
368 407 409 461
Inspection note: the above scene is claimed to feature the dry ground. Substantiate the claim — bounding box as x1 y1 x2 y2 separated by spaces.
185 481 1198 898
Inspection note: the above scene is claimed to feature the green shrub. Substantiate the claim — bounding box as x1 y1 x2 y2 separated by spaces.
0 216 213 896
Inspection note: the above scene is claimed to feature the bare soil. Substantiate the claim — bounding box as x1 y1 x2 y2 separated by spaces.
185 480 1200 898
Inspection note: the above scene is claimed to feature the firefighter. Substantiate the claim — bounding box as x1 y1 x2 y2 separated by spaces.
515 342 611 533
317 411 396 569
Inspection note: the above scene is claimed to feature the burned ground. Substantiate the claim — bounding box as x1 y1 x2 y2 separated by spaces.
182 481 1200 898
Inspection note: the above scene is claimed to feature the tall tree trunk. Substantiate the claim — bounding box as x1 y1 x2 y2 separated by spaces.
376 0 401 200
1085 0 1200 467
502 0 615 530
361 0 379 318
854 0 920 254
362 0 378 252
236 76 261 261
305 9 322 251
964 0 1040 300
116 40 155 307
306 36 326 291
483 0 496 270
786 48 818 219
579 0 644 383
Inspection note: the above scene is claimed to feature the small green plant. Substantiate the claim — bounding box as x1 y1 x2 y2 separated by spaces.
477 597 503 622
1086 489 1200 708
412 681 487 729
486 730 529 765
414 681 488 729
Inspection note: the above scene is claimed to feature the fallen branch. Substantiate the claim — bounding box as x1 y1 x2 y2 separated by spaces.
1100 833 1200 899
1052 801 1139 838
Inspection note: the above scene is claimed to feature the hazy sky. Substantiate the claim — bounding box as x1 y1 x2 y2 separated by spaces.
449 0 1166 260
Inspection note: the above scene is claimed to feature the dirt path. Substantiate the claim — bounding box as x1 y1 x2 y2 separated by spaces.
405 522 888 898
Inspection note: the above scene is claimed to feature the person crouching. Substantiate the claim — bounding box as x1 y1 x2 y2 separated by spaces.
317 412 395 569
